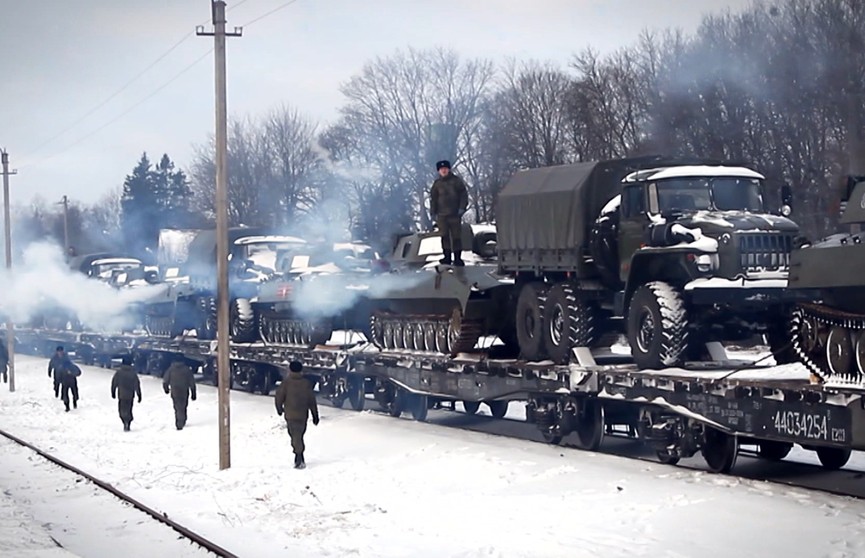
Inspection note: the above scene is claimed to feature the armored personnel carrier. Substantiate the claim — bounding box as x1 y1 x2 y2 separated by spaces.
788 175 865 384
366 223 513 355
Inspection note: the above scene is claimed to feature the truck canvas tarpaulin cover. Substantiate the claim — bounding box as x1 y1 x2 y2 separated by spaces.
496 159 642 276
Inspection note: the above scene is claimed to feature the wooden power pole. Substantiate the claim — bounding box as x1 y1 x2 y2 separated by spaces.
1 150 16 392
197 0 241 470
59 195 69 254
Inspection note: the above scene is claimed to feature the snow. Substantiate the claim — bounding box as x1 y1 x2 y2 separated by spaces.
669 224 719 252
2 355 865 557
635 165 765 181
684 277 788 290
599 194 621 216
0 482 77 557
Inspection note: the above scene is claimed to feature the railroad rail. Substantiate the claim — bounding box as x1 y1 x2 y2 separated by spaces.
0 427 236 558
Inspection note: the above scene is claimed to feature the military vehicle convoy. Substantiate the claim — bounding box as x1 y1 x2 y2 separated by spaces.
788 174 865 383
497 157 799 367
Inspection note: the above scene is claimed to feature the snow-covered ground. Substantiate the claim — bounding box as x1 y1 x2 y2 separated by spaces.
1 355 865 557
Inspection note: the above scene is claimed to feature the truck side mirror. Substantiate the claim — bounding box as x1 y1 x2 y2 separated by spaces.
780 184 793 216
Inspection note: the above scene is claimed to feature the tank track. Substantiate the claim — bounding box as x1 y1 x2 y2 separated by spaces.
370 311 483 356
258 313 332 347
144 315 177 338
790 302 865 385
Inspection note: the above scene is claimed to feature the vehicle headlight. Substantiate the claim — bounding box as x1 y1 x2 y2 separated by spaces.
720 233 732 245
695 254 716 273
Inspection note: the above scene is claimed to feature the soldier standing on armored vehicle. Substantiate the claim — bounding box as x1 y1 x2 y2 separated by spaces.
430 160 468 266
274 361 319 469
163 357 197 430
111 357 142 431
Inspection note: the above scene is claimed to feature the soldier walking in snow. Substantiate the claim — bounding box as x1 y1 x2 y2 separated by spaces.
48 346 73 397
429 159 468 266
274 361 319 469
59 362 81 412
0 337 8 383
111 357 142 431
163 358 196 430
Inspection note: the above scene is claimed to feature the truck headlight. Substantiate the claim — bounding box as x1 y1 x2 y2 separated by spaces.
695 254 716 273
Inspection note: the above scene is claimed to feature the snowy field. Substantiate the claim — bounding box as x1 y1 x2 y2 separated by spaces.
2 355 865 557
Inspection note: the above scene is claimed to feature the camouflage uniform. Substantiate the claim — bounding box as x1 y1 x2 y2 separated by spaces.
163 361 197 430
274 367 319 468
430 172 469 264
111 365 142 431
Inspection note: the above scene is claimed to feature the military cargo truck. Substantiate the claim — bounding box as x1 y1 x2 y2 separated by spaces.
496 157 799 368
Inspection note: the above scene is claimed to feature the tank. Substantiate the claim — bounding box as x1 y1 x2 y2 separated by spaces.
365 223 516 356
251 241 382 346
788 175 865 383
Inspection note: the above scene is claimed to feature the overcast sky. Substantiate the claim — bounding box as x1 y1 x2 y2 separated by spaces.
0 0 751 206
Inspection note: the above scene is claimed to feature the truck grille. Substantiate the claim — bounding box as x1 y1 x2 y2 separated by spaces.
738 233 793 273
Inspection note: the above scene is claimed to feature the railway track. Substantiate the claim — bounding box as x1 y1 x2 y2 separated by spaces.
0 427 237 558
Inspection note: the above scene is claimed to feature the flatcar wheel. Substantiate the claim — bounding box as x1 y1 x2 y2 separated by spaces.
462 401 481 415
410 394 429 422
826 326 853 377
816 447 851 470
702 428 738 474
487 400 509 419
349 377 365 411
423 322 436 352
656 450 680 465
854 330 865 379
388 388 406 418
574 398 604 451
758 440 793 461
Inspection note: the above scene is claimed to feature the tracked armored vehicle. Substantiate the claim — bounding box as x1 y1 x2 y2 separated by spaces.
251 241 381 345
367 224 513 355
789 175 865 384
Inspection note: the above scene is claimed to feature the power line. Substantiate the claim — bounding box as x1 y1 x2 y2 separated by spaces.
242 0 301 28
22 32 196 161
20 48 214 170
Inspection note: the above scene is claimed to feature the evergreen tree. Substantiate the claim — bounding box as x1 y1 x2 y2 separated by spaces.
121 153 160 257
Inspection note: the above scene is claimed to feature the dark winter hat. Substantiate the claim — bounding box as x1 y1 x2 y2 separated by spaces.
436 160 451 170
289 360 303 373
56 345 64 352
121 355 133 365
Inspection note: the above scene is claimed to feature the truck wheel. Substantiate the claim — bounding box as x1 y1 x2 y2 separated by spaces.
543 283 595 364
230 299 257 343
515 283 548 361
627 282 688 369
196 297 217 340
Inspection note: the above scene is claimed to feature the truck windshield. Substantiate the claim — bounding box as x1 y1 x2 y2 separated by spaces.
656 177 763 213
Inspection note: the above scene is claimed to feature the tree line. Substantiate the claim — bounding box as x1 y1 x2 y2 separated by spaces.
16 0 865 258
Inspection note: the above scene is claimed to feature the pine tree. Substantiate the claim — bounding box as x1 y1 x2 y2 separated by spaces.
121 153 160 257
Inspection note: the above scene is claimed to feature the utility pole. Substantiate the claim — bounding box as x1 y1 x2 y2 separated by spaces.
1 150 16 392
59 195 69 255
197 0 241 471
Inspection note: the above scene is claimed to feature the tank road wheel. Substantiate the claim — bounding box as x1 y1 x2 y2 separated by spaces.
435 321 449 354
543 283 595 364
197 296 218 340
412 323 425 352
628 282 689 370
383 321 396 350
410 394 429 422
349 377 366 411
463 401 481 415
487 400 509 419
758 440 793 461
309 321 332 347
446 308 463 356
230 298 257 343
392 321 405 350
826 327 854 378
423 322 436 352
702 428 738 474
370 315 385 349
574 398 605 451
816 447 851 470
402 320 415 350
515 283 548 361
855 331 865 379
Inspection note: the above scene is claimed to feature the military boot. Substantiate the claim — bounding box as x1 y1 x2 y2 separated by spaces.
297 453 306 470
294 453 301 468
439 250 452 265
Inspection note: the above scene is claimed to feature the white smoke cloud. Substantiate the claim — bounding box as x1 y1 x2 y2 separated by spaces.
0 241 166 332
